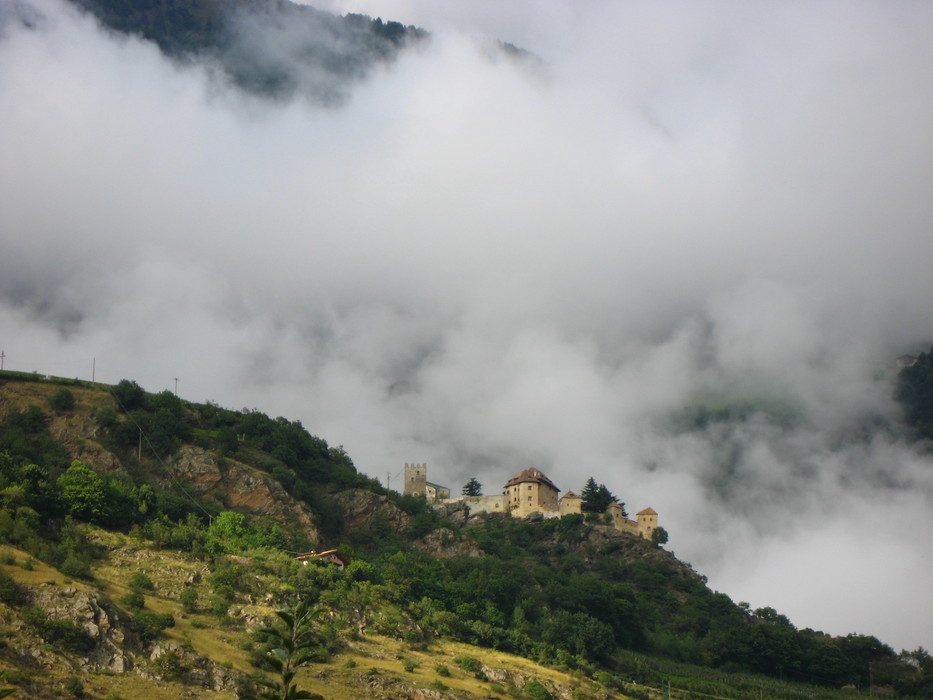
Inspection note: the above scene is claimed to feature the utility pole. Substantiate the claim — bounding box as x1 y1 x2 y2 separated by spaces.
387 471 391 490
174 377 178 396
92 357 95 383
0 350 5 370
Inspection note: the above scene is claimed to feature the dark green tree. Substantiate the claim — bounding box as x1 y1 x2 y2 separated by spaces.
461 478 482 497
57 461 108 523
580 477 619 513
651 525 669 547
112 379 146 412
49 387 76 412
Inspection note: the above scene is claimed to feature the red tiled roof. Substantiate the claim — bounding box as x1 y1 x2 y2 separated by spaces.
561 491 579 499
294 549 350 566
504 468 559 492
636 507 657 516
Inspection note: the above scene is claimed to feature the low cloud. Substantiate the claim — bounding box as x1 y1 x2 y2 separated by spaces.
1 0 932 650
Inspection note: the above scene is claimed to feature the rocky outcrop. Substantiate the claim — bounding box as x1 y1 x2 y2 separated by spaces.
431 499 472 525
145 642 247 693
479 664 618 700
93 542 209 601
168 445 320 543
49 411 123 473
334 489 410 532
414 528 483 559
29 583 133 673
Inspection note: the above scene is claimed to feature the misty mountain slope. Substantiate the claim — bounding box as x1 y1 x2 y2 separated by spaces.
66 0 428 103
1 372 932 698
1 0 932 662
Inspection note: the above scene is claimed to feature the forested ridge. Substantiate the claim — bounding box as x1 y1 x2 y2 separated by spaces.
64 0 427 103
0 370 930 698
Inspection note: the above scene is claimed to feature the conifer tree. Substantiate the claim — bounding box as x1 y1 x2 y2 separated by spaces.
580 477 620 514
461 478 482 497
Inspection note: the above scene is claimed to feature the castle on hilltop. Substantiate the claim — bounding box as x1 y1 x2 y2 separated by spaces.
403 463 659 541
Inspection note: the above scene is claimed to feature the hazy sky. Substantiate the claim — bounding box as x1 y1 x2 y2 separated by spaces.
1 0 932 651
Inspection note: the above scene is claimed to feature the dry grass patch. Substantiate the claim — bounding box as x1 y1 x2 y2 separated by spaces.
0 545 70 586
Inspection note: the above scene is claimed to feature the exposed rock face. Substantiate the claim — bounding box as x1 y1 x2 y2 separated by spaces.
146 642 246 692
334 489 410 532
47 409 122 472
414 528 483 559
30 389 324 543
431 499 471 525
29 583 132 673
168 445 320 543
356 669 472 699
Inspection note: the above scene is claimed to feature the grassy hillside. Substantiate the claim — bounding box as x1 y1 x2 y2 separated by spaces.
0 371 930 698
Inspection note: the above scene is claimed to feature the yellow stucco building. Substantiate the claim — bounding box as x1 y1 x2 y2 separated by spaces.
404 463 660 541
504 467 560 517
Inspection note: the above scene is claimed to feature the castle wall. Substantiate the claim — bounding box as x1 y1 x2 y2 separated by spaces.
452 494 507 515
559 495 582 517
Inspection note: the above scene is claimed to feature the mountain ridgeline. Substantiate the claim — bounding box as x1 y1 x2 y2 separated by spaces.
0 369 931 698
65 0 428 104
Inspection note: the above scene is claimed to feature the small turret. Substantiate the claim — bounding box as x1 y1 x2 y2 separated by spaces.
636 507 658 540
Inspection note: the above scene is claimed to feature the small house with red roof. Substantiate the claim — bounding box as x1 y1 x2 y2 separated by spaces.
294 549 350 571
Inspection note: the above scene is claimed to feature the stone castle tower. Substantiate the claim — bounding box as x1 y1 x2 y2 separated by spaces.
403 462 427 497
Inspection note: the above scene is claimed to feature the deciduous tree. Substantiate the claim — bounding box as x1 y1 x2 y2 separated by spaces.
57 461 108 523
245 601 321 700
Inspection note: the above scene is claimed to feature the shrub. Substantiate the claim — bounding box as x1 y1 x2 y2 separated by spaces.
435 664 450 677
155 650 185 679
453 655 481 673
180 587 198 613
120 591 145 610
96 406 118 430
49 388 76 412
128 572 154 591
21 606 95 653
524 680 553 700
59 551 93 580
134 609 175 642
64 676 84 698
0 569 26 606
403 659 416 672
